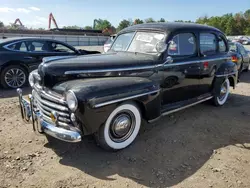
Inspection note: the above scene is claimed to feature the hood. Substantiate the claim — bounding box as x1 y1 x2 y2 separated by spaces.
38 52 158 88
40 52 157 76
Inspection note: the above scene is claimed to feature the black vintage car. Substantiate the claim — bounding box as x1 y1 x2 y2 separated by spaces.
0 37 100 89
17 23 237 151
228 42 249 74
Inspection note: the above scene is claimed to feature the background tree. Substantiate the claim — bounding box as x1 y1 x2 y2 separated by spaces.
63 25 81 29
195 9 250 35
158 18 166 22
117 19 131 31
134 19 144 25
94 19 112 30
145 18 155 23
84 26 93 30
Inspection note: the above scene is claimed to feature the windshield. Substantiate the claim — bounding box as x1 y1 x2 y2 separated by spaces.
111 31 165 54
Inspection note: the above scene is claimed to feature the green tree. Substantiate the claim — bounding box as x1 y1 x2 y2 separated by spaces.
134 19 144 25
225 17 238 35
117 19 131 31
244 9 250 20
94 19 112 30
63 25 81 29
84 26 93 30
158 18 166 22
145 18 155 23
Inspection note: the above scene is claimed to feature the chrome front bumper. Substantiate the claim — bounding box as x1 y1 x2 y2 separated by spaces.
17 88 81 143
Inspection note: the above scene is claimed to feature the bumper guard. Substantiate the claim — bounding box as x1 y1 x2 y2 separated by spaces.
17 88 81 143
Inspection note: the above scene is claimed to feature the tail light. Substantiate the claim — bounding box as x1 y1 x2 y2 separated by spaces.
231 55 238 62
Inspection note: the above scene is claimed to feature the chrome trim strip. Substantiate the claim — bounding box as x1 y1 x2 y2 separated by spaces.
33 90 69 112
65 57 230 75
40 90 66 105
215 71 237 77
161 96 213 117
65 65 156 75
94 89 160 108
35 99 69 117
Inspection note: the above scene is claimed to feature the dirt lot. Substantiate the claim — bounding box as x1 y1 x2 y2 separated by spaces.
1 50 250 188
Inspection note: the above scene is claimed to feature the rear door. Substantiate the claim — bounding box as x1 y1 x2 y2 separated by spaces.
160 32 201 104
198 33 228 94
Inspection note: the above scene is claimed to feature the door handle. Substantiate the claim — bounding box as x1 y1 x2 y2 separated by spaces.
24 56 33 59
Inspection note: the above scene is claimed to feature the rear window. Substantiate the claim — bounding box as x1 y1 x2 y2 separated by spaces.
200 33 217 55
6 41 28 52
168 33 196 56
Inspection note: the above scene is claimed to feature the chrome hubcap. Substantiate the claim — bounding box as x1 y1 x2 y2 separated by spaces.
218 81 228 101
109 111 135 142
4 68 26 88
112 115 131 137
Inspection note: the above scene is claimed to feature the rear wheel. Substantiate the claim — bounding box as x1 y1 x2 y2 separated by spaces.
95 102 141 151
213 78 230 106
0 65 28 89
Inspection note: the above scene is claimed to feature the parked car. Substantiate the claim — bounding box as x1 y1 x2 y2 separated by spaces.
0 37 100 89
17 23 237 151
103 34 116 53
232 36 250 45
229 42 249 74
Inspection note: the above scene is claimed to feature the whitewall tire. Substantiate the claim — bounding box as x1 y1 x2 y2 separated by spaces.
95 102 141 151
213 78 230 106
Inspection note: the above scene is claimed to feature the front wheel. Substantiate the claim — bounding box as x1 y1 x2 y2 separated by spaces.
213 78 230 106
0 65 28 89
95 102 141 151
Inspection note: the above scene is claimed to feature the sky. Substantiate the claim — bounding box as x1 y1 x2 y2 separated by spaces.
0 0 249 29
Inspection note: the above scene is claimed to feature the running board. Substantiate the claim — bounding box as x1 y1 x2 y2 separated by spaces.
161 96 213 116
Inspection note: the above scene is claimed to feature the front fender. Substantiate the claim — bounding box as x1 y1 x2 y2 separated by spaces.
53 77 161 135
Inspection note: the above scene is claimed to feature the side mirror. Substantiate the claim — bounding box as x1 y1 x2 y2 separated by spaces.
163 56 173 65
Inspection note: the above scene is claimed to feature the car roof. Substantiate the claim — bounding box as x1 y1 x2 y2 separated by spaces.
120 22 222 34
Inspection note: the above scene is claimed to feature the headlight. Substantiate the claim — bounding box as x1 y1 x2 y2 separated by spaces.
66 90 78 112
28 72 35 87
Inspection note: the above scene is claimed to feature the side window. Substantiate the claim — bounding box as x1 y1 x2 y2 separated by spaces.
238 45 246 55
167 33 196 56
200 33 217 55
49 42 75 53
6 42 28 52
218 38 227 52
26 41 48 52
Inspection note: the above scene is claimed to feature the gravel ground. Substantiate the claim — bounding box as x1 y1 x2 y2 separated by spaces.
0 46 250 188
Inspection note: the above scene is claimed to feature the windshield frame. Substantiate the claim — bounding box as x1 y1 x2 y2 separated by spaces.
110 30 167 55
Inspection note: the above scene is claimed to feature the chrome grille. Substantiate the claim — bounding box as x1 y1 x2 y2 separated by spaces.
32 88 71 128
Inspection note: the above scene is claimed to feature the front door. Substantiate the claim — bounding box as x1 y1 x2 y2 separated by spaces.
160 32 201 105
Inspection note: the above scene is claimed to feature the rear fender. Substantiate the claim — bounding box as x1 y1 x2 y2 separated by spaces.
212 60 238 94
